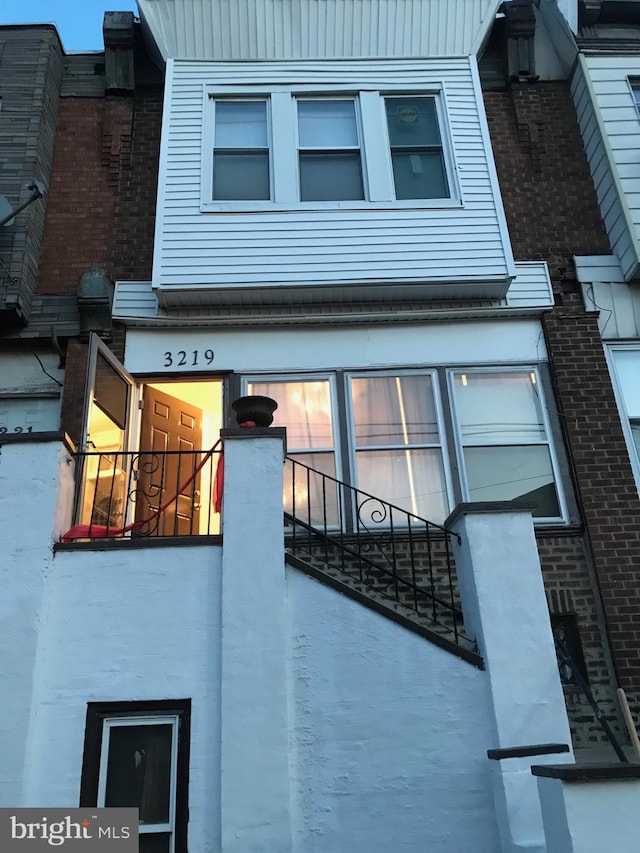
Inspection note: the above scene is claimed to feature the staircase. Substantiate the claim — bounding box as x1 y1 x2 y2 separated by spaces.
284 457 483 668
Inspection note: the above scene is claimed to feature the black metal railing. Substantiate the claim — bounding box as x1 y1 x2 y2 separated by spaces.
73 448 222 539
284 456 476 652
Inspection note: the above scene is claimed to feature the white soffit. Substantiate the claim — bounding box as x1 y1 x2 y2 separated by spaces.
137 0 502 61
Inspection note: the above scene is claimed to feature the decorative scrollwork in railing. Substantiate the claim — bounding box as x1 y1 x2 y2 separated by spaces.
73 448 222 539
284 456 473 653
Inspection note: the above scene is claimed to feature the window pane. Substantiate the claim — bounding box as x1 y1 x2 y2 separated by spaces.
284 451 339 526
94 352 129 430
105 724 172 824
355 448 448 523
248 381 334 450
612 350 640 417
391 151 448 200
213 152 269 200
215 101 267 148
632 421 640 458
463 445 560 517
453 371 546 444
351 375 439 445
386 97 441 147
298 100 358 147
139 834 171 853
299 152 364 201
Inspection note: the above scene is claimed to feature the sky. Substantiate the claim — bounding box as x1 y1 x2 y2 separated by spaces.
0 0 140 51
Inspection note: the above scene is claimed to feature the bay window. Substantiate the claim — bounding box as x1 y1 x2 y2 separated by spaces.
245 366 566 526
204 87 456 207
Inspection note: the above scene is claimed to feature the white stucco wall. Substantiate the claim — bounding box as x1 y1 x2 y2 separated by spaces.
286 569 499 853
4 433 505 852
16 544 499 853
0 439 75 805
20 546 223 853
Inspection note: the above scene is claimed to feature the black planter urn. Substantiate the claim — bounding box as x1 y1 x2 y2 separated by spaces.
231 395 278 427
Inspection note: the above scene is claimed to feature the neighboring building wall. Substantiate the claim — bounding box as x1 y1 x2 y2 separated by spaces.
37 97 127 295
485 79 640 728
0 26 63 326
571 55 640 282
38 49 162 443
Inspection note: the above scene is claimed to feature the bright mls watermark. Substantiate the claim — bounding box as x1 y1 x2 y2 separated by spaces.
0 809 138 851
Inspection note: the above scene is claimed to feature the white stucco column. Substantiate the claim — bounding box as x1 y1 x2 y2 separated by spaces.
447 503 573 853
219 427 291 853
0 436 75 805
534 764 640 853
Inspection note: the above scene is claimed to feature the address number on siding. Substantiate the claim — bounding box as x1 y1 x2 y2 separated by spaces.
163 349 215 368
0 426 33 434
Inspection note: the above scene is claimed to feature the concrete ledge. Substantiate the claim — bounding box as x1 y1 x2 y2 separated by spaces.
0 430 75 453
488 743 570 760
55 535 223 551
221 426 287 454
532 763 640 782
445 501 536 527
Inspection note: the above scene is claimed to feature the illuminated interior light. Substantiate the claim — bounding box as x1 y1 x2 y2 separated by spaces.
530 372 537 385
461 374 468 386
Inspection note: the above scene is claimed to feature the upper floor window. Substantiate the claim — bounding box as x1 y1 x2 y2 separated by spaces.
204 88 456 209
385 96 448 199
297 99 364 201
630 78 640 114
212 100 270 200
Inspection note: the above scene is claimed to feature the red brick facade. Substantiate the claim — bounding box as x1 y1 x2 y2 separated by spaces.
485 81 640 723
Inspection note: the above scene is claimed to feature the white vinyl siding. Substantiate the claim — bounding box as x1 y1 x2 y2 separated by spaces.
571 56 640 282
138 0 501 62
154 57 514 301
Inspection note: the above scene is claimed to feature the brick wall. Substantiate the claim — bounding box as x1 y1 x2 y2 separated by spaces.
42 81 162 438
485 80 640 724
38 97 129 294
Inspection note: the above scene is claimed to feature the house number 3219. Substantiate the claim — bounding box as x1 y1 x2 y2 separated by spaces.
163 349 215 367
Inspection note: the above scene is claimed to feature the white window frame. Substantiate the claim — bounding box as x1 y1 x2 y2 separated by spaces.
97 715 180 852
447 366 568 523
606 343 640 493
202 84 460 212
296 95 366 202
345 368 455 521
628 77 640 115
208 96 272 202
243 366 567 527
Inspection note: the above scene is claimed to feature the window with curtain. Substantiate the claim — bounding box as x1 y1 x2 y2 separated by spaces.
245 367 566 526
349 373 449 522
247 378 339 525
451 370 561 518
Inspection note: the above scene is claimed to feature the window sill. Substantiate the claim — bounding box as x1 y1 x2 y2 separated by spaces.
200 197 464 214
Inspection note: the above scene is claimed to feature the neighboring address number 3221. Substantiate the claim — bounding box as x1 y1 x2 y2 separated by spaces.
163 349 215 368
